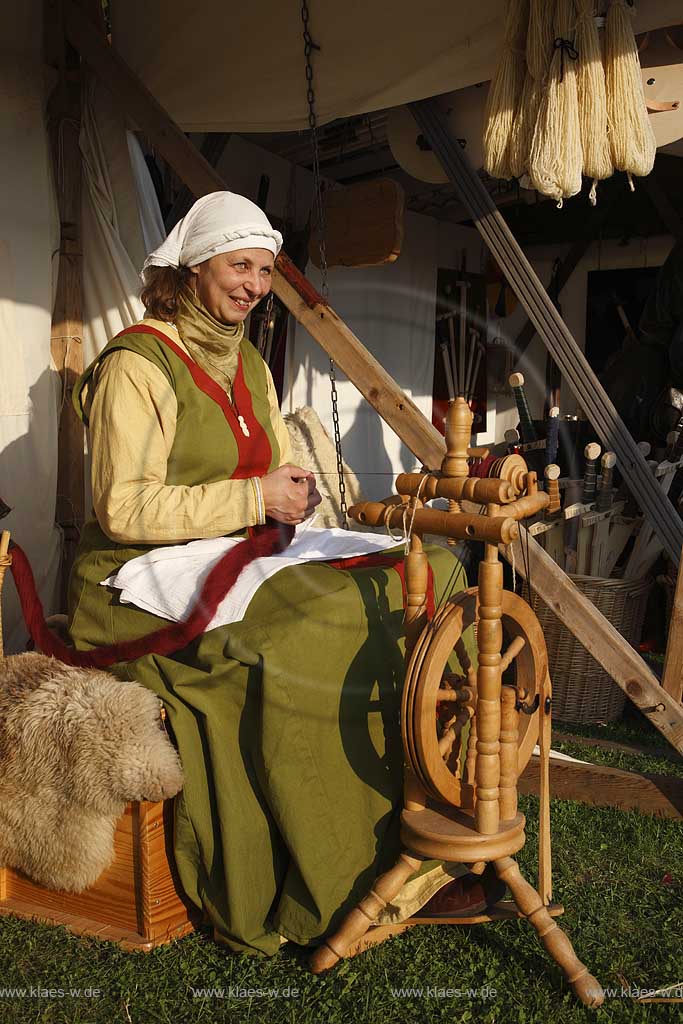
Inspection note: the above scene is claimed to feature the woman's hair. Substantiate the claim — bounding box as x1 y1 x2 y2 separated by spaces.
140 265 193 321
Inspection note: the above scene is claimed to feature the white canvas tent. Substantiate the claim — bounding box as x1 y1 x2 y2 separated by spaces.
112 0 680 132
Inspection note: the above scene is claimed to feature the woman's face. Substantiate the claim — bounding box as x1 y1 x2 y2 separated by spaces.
190 248 275 324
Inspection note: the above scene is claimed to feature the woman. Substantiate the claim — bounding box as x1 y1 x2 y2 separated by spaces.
68 192 499 956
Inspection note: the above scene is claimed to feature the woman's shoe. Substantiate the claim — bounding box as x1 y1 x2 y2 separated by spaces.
415 864 507 918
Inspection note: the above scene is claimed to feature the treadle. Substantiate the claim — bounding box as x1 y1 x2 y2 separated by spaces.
0 801 198 950
401 805 526 862
344 902 566 958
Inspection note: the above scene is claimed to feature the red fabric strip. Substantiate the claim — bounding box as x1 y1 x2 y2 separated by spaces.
10 539 436 668
9 525 294 669
326 552 435 618
230 355 272 478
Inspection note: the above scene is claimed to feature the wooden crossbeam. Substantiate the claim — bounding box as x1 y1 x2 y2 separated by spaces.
61 0 683 756
520 755 683 820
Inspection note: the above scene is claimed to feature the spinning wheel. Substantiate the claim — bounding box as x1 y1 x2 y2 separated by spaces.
403 589 544 808
310 397 604 1008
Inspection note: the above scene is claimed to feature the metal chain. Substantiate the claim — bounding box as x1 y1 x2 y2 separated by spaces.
300 0 348 527
256 290 275 359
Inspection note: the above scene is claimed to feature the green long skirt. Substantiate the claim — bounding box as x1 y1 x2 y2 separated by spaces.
69 533 471 955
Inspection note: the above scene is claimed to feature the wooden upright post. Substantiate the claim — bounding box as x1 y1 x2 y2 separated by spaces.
46 0 85 606
662 549 683 704
475 515 503 836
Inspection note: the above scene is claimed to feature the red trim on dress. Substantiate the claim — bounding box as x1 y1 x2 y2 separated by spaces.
326 552 435 618
116 325 272 477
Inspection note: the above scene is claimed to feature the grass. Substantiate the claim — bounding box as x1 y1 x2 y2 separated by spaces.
1 780 683 1024
552 717 683 780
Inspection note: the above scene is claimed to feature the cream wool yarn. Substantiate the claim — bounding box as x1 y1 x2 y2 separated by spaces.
528 0 584 202
509 0 555 180
508 66 540 178
526 0 554 79
604 0 656 186
575 0 613 203
483 0 529 179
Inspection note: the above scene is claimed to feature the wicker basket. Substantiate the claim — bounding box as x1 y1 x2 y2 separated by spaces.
523 574 653 724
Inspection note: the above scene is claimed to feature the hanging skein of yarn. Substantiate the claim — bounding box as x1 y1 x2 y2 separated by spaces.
508 0 555 178
575 0 613 205
483 0 529 179
526 0 555 79
604 0 656 188
528 0 584 203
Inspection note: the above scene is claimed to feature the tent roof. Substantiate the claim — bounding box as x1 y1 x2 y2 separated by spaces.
113 0 681 133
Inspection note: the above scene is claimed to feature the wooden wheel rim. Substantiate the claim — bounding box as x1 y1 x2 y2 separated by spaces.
405 588 547 806
402 600 455 796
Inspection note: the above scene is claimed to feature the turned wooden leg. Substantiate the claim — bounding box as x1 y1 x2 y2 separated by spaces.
494 857 604 1008
309 852 423 974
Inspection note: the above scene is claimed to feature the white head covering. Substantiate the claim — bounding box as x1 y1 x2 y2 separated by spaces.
142 191 283 280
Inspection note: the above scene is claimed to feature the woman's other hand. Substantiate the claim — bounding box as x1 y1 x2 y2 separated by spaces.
261 464 322 525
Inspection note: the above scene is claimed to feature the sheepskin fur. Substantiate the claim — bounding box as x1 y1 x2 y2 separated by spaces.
284 406 366 529
0 653 184 893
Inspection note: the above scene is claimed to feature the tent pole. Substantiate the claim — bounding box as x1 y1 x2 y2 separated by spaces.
60 1 683 754
47 0 86 607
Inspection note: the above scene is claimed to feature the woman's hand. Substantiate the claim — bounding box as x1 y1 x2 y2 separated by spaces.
261 464 322 525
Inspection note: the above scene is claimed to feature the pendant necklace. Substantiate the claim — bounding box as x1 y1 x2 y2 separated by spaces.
166 321 250 437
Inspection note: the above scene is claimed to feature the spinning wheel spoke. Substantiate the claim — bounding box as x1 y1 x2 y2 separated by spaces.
438 727 457 757
501 635 526 673
437 685 465 700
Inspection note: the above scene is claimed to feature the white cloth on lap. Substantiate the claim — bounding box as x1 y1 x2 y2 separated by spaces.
102 523 401 628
